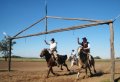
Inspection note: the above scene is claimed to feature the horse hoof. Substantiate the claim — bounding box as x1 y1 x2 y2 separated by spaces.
85 75 89 78
55 73 60 76
68 69 70 71
94 70 97 73
83 75 89 79
61 68 63 70
76 77 79 80
46 76 49 78
90 73 93 76
74 79 79 82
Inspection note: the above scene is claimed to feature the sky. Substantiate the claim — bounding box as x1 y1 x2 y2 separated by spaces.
0 0 120 59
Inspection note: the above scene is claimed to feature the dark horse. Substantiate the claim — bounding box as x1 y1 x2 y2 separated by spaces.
77 47 96 79
40 48 70 78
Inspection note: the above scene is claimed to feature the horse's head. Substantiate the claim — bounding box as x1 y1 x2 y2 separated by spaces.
40 48 49 57
77 46 82 55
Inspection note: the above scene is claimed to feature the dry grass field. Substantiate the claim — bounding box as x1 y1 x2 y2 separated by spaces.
0 58 120 82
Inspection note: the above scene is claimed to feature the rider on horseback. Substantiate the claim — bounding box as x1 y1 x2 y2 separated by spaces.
44 38 59 67
71 50 77 61
77 37 91 67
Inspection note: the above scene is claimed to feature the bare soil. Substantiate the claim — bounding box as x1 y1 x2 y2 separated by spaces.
0 60 120 82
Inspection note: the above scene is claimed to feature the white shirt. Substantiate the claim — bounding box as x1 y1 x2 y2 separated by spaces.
71 51 76 56
87 43 90 49
49 42 57 50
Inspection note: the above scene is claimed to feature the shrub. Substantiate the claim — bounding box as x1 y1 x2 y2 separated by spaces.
94 56 101 59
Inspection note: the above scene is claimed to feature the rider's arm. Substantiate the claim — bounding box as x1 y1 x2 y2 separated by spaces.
77 38 82 45
44 40 50 45
84 43 90 49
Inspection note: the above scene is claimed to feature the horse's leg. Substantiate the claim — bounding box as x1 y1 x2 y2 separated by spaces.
76 60 84 80
61 65 63 70
47 67 52 78
76 67 82 80
93 65 96 73
50 67 56 75
77 59 79 66
63 63 70 71
51 66 60 76
85 67 89 78
87 64 93 76
70 60 73 69
77 71 80 79
92 62 96 73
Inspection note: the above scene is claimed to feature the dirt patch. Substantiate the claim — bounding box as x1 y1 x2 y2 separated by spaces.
0 61 120 82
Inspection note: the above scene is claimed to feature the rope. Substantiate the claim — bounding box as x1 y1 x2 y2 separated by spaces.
44 0 47 41
44 34 47 40
113 14 120 22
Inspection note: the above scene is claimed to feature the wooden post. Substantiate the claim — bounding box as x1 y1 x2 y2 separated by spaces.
45 16 48 32
8 38 12 72
109 22 115 82
13 20 112 39
45 0 48 32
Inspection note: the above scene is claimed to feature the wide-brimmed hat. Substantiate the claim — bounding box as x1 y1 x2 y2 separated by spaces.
82 37 87 40
51 38 55 41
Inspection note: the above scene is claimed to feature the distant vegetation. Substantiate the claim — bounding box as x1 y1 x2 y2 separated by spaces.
116 57 120 59
94 56 101 59
1 55 22 58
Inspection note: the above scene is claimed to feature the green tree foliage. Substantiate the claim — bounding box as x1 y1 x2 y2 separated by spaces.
0 37 16 61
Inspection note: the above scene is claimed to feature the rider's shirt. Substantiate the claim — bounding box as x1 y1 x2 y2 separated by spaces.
81 42 90 53
49 42 57 51
71 51 77 60
71 51 76 56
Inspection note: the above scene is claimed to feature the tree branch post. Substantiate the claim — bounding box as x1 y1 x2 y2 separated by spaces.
109 22 115 82
8 38 12 72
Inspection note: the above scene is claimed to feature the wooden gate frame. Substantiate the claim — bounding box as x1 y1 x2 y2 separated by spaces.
7 15 115 82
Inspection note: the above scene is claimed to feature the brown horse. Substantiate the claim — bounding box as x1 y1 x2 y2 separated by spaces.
40 48 70 78
77 47 96 79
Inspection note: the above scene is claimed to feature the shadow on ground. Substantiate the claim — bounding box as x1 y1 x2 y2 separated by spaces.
115 77 120 82
0 69 15 72
90 70 104 77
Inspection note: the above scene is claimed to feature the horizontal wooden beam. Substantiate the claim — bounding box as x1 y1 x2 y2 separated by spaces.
13 17 46 38
47 16 103 22
12 20 112 39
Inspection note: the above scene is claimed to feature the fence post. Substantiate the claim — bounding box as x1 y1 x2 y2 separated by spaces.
8 38 12 72
109 22 115 82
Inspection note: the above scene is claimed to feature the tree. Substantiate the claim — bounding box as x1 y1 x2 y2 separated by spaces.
116 57 120 59
0 36 16 61
94 56 101 59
